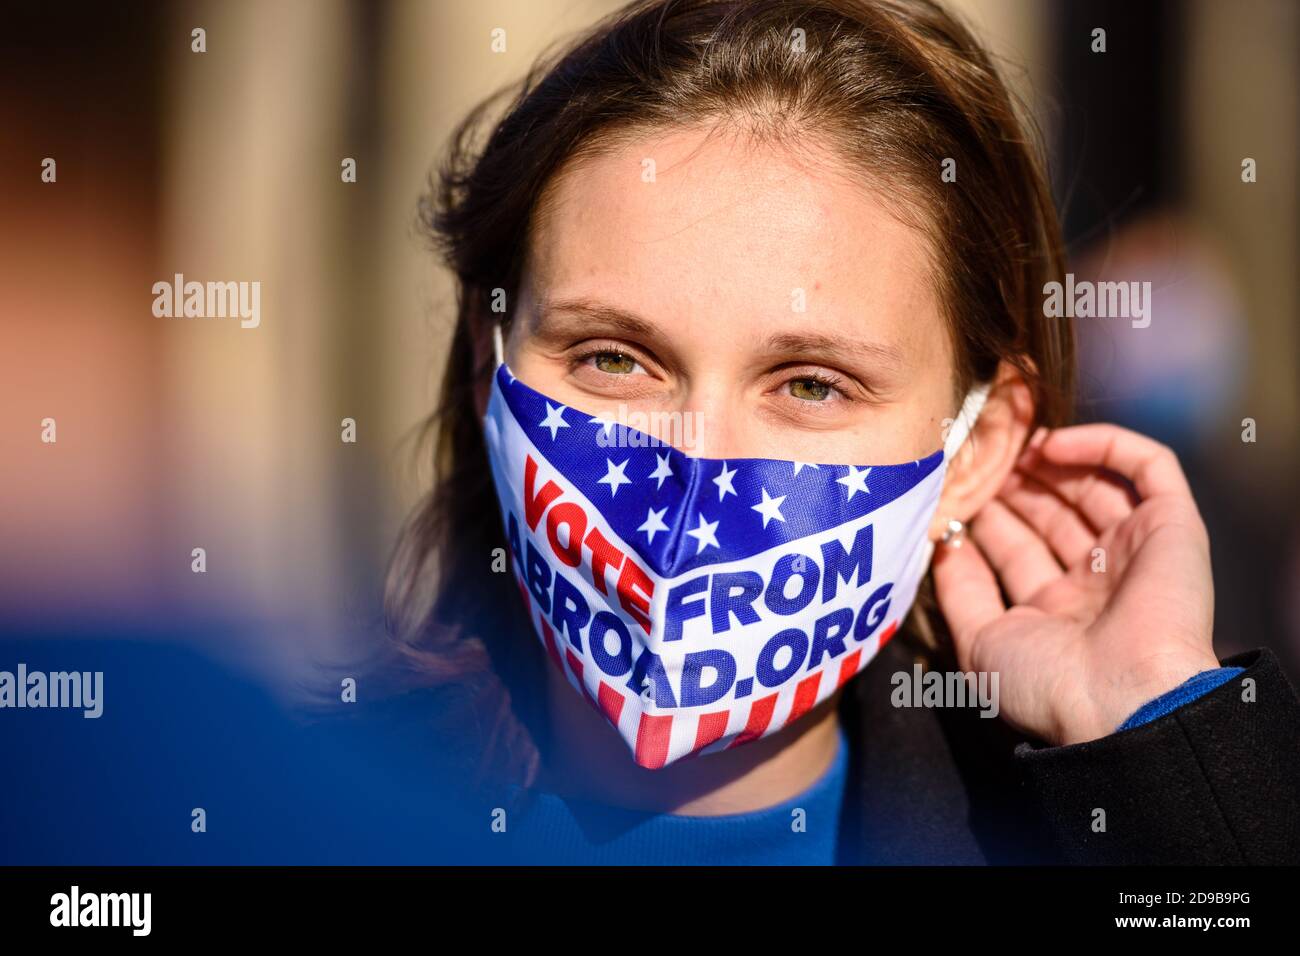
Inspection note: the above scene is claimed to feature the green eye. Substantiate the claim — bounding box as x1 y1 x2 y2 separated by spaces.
789 378 831 401
593 352 637 374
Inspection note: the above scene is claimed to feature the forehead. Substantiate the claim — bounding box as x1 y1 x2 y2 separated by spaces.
522 123 940 342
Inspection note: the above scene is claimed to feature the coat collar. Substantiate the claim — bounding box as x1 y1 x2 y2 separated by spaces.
834 632 1060 864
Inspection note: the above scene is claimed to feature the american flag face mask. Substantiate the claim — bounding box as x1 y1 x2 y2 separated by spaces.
483 325 990 769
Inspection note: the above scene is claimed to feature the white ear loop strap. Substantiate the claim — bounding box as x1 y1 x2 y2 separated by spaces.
492 321 505 367
915 379 993 574
943 380 992 461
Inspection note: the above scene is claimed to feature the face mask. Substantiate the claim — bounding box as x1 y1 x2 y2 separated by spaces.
483 325 990 769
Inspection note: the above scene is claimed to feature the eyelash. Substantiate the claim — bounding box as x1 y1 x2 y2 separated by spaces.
569 344 855 404
783 370 848 403
572 343 651 377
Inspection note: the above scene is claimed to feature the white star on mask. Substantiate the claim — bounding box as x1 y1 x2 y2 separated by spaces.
751 487 788 528
647 452 674 489
713 462 738 501
638 506 670 544
597 457 632 496
588 413 619 438
685 514 721 553
836 464 872 500
539 402 570 440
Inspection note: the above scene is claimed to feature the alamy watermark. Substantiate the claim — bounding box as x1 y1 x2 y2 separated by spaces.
50 886 150 936
891 663 999 719
593 403 705 452
0 664 103 718
1043 272 1152 328
152 273 261 328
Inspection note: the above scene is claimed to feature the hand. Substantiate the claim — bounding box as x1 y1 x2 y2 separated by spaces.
932 423 1221 747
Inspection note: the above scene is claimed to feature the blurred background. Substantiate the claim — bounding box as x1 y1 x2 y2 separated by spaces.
2 0 1298 694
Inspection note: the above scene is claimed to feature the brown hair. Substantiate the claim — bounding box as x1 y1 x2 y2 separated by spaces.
384 0 1074 791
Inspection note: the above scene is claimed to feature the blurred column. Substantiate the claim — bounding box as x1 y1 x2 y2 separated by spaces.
1186 0 1299 491
160 0 352 663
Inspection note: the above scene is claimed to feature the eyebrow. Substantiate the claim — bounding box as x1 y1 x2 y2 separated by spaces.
532 295 906 370
531 296 658 338
761 330 907 371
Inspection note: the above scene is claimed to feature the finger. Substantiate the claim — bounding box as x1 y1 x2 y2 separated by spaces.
932 531 1007 653
1014 450 1139 533
968 498 1064 604
1030 423 1193 501
997 470 1097 567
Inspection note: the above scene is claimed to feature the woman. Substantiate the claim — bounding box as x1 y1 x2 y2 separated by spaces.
376 0 1300 864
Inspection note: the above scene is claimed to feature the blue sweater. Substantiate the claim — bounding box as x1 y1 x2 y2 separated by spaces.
504 719 850 865
505 666 1243 865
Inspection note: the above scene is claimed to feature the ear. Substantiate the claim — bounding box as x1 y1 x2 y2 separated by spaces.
928 359 1036 541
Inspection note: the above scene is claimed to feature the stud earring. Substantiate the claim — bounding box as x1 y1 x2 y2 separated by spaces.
941 517 965 548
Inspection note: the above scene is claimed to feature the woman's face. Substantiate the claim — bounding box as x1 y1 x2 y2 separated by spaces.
504 122 961 476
